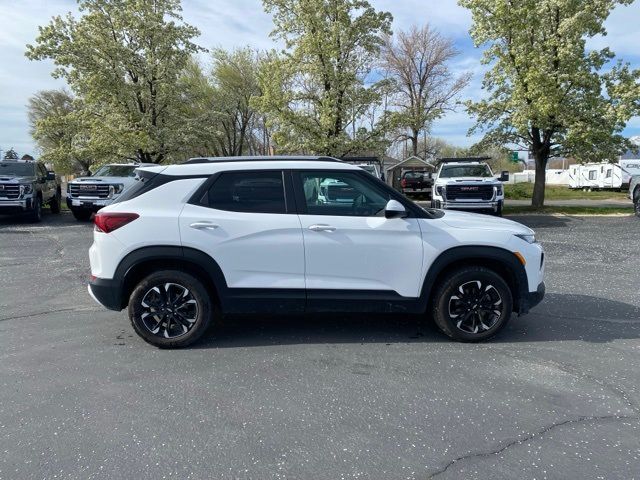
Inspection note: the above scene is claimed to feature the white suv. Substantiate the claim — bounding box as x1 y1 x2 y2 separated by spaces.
88 156 545 348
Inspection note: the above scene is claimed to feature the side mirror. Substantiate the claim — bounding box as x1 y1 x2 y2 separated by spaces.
499 171 510 182
46 171 56 181
384 199 407 219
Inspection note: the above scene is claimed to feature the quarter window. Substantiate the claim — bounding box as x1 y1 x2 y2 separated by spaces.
206 171 286 214
299 171 390 217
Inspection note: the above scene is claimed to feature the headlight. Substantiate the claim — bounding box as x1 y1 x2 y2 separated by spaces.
436 186 444 196
20 184 33 195
496 185 503 195
113 184 124 194
515 233 536 244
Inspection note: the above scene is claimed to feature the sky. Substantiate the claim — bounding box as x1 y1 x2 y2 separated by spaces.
0 0 639 158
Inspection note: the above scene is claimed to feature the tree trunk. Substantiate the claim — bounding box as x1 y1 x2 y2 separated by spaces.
411 130 419 157
531 152 548 208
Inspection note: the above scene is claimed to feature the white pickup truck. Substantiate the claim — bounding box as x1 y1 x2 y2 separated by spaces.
431 159 509 216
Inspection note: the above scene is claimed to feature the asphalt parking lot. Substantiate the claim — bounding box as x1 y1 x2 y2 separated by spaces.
1 211 639 479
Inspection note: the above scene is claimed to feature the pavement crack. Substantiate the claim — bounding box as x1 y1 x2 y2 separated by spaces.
427 414 638 479
0 307 101 322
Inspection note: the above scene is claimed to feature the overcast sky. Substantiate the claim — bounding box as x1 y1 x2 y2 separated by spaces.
1 0 639 157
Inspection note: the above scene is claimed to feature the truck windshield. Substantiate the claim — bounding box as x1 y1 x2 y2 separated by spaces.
439 165 492 178
92 165 137 177
0 162 36 176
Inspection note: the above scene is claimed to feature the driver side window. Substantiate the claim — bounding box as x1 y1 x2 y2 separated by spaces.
299 171 390 217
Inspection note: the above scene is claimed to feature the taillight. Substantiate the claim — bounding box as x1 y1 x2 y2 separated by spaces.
94 212 139 233
401 178 407 188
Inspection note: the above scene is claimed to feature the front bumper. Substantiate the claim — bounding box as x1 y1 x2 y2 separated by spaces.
442 201 500 210
67 197 113 211
518 281 545 315
0 198 34 213
88 278 124 311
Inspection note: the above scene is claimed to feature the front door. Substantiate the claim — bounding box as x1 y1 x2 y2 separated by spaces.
293 170 424 298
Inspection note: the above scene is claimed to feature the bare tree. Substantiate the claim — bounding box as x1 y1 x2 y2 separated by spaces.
382 25 471 158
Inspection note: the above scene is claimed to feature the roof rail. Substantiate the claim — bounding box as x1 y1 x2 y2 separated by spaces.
438 156 492 164
183 155 342 165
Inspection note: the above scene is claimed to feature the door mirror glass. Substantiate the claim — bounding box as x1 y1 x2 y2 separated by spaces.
384 199 407 219
46 171 56 181
499 171 510 182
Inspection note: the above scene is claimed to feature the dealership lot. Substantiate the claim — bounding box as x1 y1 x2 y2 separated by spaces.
1 212 639 479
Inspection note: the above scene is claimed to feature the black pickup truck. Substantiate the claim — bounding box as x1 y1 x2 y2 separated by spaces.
0 160 61 222
400 170 433 197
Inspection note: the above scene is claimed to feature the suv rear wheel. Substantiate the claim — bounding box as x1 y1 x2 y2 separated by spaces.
431 266 513 342
128 270 214 348
49 190 61 213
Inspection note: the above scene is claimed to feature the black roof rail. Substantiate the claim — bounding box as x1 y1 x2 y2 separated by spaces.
438 156 492 163
183 155 342 165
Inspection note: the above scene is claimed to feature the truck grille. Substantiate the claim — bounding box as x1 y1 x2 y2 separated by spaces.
446 185 494 201
0 184 20 199
68 183 111 198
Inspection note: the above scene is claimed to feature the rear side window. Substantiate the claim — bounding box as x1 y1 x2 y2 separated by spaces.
205 171 286 214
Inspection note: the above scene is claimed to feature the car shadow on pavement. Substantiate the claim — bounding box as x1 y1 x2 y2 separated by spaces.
0 211 92 229
507 215 573 229
193 293 640 349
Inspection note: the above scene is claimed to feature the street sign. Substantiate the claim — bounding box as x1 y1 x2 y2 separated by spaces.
510 152 519 163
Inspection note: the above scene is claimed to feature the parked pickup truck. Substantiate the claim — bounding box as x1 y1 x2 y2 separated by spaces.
66 163 154 220
0 159 61 222
630 175 640 218
431 159 509 216
401 170 433 197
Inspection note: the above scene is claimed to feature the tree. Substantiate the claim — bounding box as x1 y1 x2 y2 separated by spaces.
26 0 203 164
3 148 19 159
178 49 266 158
382 25 470 158
28 89 94 174
255 0 393 156
460 0 640 207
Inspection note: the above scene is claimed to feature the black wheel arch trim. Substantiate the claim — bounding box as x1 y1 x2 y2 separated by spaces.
419 245 530 314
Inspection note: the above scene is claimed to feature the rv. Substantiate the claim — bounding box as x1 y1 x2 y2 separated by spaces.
568 163 624 191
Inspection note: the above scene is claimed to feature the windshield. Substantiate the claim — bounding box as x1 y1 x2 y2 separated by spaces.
439 164 492 178
0 162 36 177
92 165 137 177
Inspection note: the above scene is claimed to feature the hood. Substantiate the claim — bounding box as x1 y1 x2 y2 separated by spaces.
0 175 37 183
70 176 136 185
440 210 533 235
439 177 499 184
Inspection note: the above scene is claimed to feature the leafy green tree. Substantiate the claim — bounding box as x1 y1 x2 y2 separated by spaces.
28 89 94 174
3 148 19 159
255 0 393 156
460 0 640 206
26 0 203 164
382 25 470 159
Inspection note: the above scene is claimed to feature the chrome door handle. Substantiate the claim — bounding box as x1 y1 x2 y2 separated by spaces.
308 224 336 232
190 222 219 230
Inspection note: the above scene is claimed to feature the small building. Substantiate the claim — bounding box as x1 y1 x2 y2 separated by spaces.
385 156 436 189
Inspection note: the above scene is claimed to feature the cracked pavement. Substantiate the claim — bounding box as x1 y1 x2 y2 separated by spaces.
1 212 639 479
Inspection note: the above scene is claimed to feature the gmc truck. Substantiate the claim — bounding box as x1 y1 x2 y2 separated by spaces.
0 159 61 222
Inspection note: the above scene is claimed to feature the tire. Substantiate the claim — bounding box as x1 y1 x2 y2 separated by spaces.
494 201 503 217
28 196 42 223
71 209 92 221
634 193 640 219
431 266 513 342
49 190 61 214
128 270 214 348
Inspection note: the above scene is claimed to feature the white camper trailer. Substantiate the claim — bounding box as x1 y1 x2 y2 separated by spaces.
568 163 624 190
620 159 640 188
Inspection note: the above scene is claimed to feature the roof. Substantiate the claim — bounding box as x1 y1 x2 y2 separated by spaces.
385 156 435 172
184 155 340 164
144 157 360 176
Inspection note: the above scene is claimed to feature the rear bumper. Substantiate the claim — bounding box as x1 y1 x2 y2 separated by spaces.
518 281 545 315
88 278 123 311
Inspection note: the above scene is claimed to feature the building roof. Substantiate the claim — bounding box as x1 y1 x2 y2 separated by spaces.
385 156 435 171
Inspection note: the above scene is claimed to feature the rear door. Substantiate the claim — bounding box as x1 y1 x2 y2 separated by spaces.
293 170 424 298
179 169 305 295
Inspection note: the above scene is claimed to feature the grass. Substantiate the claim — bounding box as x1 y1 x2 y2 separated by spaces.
505 183 628 200
504 205 633 216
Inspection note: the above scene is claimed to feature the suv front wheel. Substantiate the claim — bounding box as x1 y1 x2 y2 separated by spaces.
634 188 640 218
431 266 513 342
128 270 214 348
